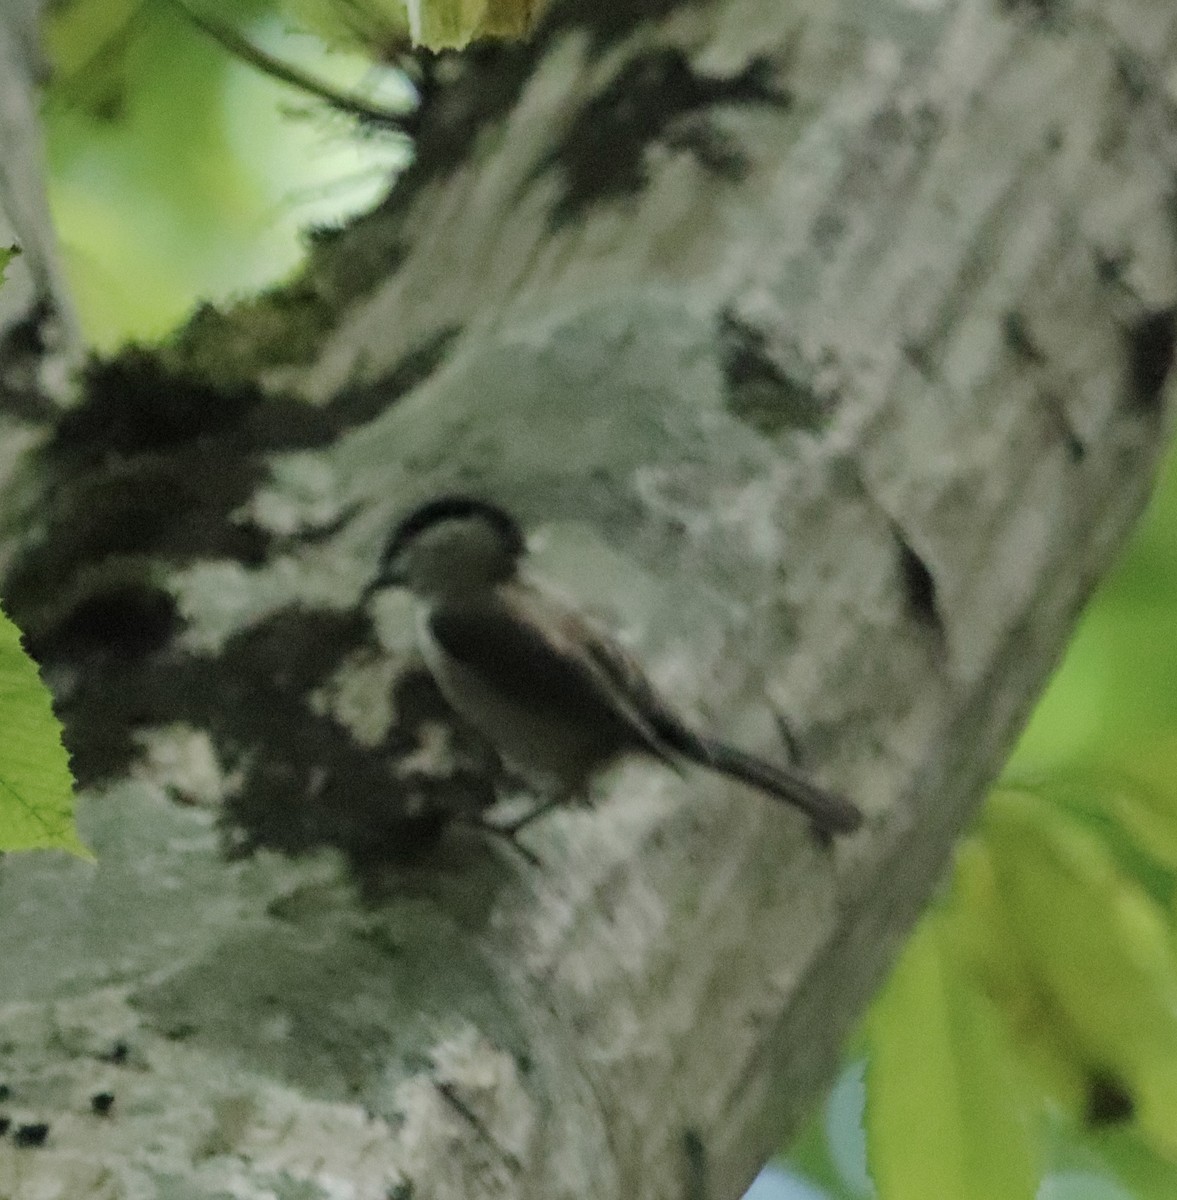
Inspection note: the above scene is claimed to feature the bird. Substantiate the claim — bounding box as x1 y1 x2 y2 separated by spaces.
364 495 863 840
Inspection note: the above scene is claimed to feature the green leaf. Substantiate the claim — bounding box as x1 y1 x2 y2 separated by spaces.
0 604 86 855
1102 739 1177 876
1089 1125 1177 1200
281 0 410 51
984 788 1177 1159
946 834 1090 1112
1041 1108 1177 1200
865 914 1039 1200
1012 449 1177 772
44 0 411 350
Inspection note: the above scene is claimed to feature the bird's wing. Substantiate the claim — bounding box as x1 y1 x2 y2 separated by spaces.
429 587 864 834
427 586 689 770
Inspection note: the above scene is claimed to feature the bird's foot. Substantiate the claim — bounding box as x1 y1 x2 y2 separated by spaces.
455 812 544 867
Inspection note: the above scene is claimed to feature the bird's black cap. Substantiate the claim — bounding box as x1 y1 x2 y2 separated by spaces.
367 495 526 597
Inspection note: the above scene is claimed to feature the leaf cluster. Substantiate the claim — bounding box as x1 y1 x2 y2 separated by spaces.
0 605 85 855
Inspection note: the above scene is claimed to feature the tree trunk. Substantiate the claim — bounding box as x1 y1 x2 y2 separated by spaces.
2 1 1175 1198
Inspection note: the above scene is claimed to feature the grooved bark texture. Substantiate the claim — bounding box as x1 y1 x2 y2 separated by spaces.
1 0 1176 1198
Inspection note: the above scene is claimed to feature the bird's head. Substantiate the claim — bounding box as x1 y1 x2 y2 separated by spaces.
366 495 527 602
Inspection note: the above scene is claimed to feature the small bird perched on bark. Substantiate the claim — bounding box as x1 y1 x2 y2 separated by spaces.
365 495 863 839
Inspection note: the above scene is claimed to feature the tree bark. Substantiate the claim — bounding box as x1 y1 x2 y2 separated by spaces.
1 0 1176 1198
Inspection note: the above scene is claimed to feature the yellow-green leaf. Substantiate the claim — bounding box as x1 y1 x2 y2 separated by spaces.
0 604 87 855
865 914 1039 1200
985 787 1177 1159
946 836 1089 1111
1105 738 1177 874
281 0 410 51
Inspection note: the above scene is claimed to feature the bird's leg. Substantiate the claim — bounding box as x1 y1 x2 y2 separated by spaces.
487 824 544 867
456 787 579 865
490 794 569 836
455 790 571 866
454 813 544 867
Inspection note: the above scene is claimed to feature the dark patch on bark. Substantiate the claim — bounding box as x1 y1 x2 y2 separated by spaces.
4 438 270 650
718 309 830 434
1124 306 1176 412
540 51 790 227
0 301 62 424
68 347 393 456
540 0 699 54
330 326 463 427
682 1128 707 1200
1112 48 1151 104
1093 246 1129 288
29 582 180 670
1085 1069 1135 1127
902 338 939 382
999 315 1087 458
209 611 465 867
13 1123 49 1148
60 352 272 456
1002 310 1047 365
303 222 347 249
396 0 707 200
385 41 528 208
663 118 752 180
6 330 458 639
1 331 491 881
1038 390 1086 463
895 533 942 631
36 597 488 875
97 1041 130 1065
996 0 1067 25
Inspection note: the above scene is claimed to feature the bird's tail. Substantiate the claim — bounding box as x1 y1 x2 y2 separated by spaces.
660 724 863 834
